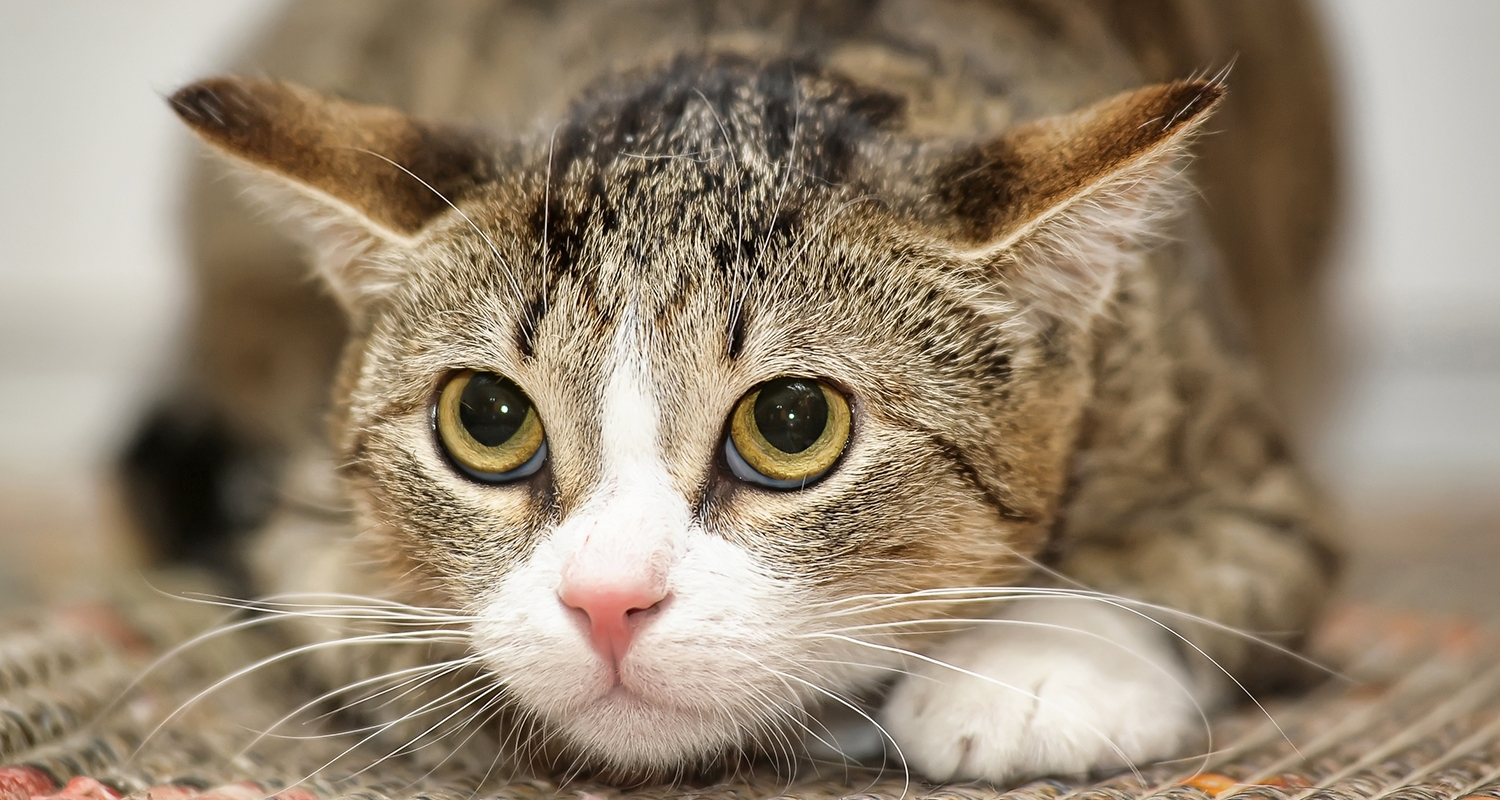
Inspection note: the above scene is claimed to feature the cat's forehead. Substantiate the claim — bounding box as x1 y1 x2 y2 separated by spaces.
542 53 904 196
418 56 925 354
522 54 906 298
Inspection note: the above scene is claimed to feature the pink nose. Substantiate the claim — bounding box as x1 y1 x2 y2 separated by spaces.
558 577 668 665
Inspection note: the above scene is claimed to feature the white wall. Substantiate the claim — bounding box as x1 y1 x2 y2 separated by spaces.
0 1 279 482
1320 0 1500 499
0 0 1496 505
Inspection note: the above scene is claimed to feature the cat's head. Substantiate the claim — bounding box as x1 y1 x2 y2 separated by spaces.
171 55 1218 777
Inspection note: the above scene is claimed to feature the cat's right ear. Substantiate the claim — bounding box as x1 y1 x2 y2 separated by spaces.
926 80 1222 328
169 77 493 313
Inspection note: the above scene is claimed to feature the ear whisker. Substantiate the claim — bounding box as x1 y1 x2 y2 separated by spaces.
349 147 526 309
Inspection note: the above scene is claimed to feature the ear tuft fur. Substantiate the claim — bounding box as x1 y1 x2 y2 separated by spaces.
169 80 258 138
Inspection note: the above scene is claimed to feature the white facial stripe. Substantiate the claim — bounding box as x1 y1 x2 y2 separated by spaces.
599 309 664 481
548 309 686 566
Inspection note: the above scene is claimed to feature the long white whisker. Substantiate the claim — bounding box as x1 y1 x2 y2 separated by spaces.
827 587 1315 759
811 615 1215 775
351 681 502 773
695 86 751 366
820 632 1147 784
820 586 1344 679
462 699 517 800
724 646 876 779
130 629 473 759
757 664 912 796
237 655 485 751
540 121 560 312
177 590 478 623
405 686 510 791
280 670 502 790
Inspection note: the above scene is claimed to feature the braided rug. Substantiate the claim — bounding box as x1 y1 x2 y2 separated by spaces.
1 575 1498 800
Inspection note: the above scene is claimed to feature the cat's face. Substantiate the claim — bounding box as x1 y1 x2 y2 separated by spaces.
171 57 1217 777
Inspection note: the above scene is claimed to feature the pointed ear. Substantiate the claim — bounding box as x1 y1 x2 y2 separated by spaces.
169 77 494 311
934 80 1223 321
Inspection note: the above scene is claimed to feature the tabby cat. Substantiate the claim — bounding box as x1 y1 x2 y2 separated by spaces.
128 0 1342 785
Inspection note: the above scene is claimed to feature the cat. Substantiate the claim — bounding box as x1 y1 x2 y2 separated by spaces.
128 0 1342 786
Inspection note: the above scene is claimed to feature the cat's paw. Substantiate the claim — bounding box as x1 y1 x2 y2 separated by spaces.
879 598 1206 783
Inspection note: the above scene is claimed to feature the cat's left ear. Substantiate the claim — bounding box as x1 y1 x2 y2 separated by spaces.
932 80 1223 323
169 77 493 312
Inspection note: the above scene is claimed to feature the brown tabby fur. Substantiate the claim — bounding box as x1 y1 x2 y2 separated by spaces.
149 0 1340 783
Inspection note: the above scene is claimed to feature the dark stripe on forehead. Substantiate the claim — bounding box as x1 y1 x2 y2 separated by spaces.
726 309 748 361
516 294 547 359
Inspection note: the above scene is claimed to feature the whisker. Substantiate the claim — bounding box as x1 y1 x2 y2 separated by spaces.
819 586 1325 760
695 86 750 366
463 699 517 800
818 586 1344 679
174 590 480 627
403 687 510 791
280 671 503 790
351 682 502 773
130 629 474 760
723 646 881 781
811 615 1216 775
236 655 486 752
818 631 1148 784
757 664 912 796
348 148 526 308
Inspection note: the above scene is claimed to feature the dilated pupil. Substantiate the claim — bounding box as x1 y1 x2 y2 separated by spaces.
754 378 828 454
459 372 530 446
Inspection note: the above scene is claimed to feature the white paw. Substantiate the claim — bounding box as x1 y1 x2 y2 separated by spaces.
879 598 1207 783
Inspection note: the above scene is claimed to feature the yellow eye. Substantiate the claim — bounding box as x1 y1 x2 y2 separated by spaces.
726 378 851 489
436 370 546 482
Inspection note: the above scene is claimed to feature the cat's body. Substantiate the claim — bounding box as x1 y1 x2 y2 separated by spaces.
129 0 1340 785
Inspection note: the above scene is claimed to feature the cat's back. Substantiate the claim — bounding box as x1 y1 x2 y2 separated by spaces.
243 1 1137 134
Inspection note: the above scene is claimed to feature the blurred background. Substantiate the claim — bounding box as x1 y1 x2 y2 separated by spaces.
0 2 1495 613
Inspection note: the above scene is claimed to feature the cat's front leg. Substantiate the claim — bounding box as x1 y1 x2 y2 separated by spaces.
879 597 1208 783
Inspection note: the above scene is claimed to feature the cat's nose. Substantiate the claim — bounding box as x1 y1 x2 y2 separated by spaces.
558 575 669 665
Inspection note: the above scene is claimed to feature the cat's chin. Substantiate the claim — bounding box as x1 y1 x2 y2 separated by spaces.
538 683 751 777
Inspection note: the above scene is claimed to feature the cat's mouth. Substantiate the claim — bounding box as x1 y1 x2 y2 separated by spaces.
574 657 708 717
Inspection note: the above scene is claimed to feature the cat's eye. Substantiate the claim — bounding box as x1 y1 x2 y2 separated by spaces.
725 377 851 489
436 370 547 482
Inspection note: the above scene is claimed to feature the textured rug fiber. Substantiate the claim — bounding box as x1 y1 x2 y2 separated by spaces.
1 576 1498 800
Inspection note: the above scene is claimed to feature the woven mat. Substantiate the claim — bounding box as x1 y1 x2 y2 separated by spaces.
2 577 1499 800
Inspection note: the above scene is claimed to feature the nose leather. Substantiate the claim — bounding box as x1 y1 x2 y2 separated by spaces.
559 566 668 665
